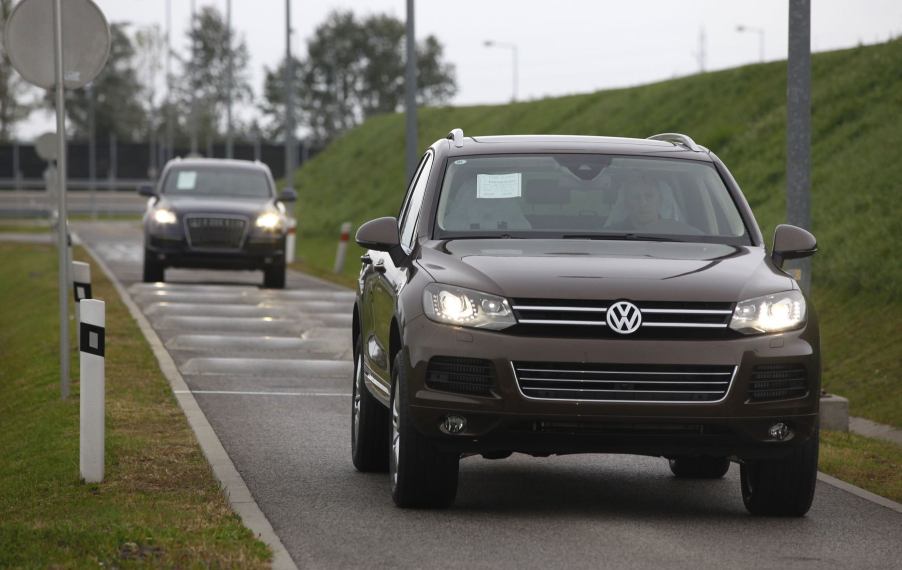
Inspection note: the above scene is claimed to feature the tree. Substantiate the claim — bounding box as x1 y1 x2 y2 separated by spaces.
48 23 147 142
179 5 252 145
0 0 35 141
263 10 457 144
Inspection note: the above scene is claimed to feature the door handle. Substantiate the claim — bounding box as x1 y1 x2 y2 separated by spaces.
373 259 386 273
360 254 373 265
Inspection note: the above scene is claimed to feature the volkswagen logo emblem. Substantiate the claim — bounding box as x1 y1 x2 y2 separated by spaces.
606 300 642 334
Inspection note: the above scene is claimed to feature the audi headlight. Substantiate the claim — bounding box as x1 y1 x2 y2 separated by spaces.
423 284 515 330
729 290 807 334
255 212 282 230
153 208 177 224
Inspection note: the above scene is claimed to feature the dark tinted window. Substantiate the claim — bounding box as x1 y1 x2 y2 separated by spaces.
399 152 434 250
162 166 272 198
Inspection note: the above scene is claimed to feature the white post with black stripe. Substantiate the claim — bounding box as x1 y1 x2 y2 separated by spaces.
72 261 92 349
79 299 105 483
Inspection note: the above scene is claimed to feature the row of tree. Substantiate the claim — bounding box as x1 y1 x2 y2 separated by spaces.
0 5 457 147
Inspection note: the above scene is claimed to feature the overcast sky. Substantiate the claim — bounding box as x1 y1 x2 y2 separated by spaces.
20 0 902 137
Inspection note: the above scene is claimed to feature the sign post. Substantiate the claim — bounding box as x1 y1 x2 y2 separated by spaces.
3 0 111 399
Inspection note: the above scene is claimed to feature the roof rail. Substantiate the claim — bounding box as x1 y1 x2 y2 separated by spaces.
447 128 464 148
647 132 702 152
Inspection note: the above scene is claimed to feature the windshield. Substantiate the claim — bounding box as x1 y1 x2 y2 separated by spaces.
162 166 272 198
435 154 750 245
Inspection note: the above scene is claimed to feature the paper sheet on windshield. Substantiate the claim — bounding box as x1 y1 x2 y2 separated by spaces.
477 173 521 199
176 171 197 190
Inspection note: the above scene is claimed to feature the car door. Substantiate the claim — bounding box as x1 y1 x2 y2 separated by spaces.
365 151 435 391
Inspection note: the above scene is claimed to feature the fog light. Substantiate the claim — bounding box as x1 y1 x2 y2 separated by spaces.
440 415 467 435
769 422 792 441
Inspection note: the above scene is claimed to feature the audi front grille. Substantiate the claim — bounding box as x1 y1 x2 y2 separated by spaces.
185 215 248 250
512 361 736 403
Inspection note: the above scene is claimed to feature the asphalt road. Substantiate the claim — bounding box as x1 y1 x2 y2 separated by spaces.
74 220 902 569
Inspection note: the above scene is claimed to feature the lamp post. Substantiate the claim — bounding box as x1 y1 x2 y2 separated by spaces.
736 25 765 63
483 40 518 102
284 0 296 186
404 0 417 181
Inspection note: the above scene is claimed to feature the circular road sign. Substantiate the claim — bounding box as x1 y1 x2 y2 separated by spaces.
3 0 111 90
35 132 58 161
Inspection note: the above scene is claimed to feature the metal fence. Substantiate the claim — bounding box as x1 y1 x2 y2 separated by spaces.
0 139 313 191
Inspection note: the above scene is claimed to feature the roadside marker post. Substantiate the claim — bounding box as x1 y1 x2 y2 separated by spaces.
72 260 92 349
79 298 105 483
333 222 352 274
286 218 297 264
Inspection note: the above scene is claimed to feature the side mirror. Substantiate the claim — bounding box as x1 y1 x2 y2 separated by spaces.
772 224 817 268
137 184 157 198
356 216 400 251
278 187 297 202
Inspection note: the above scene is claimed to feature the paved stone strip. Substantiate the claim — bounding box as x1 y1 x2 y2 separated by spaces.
850 416 902 447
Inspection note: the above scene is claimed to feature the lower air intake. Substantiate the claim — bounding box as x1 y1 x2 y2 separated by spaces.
749 364 808 402
426 356 495 396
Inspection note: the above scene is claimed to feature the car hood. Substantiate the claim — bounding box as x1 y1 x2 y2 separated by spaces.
417 239 796 302
156 195 274 217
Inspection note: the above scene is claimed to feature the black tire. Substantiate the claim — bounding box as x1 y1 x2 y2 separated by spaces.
142 248 164 283
669 457 731 479
740 429 819 517
351 337 389 472
389 351 459 508
263 263 286 289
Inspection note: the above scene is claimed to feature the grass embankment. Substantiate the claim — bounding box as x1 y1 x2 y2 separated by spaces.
0 244 269 567
820 430 902 503
290 39 902 428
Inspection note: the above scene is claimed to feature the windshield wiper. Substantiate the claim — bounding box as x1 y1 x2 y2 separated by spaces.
562 233 682 242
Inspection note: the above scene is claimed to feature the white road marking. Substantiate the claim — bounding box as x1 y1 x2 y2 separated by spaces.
175 389 351 397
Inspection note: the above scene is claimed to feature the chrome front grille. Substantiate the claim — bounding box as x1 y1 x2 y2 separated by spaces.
185 216 248 250
510 299 734 338
512 361 736 403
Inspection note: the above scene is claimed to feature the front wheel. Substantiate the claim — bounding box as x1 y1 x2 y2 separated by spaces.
143 248 164 283
263 263 286 289
389 351 459 509
740 429 819 517
351 339 389 472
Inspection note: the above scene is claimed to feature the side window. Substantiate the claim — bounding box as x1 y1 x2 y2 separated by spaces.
399 152 434 251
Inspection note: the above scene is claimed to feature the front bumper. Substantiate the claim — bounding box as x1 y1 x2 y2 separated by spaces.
401 315 820 460
145 228 286 270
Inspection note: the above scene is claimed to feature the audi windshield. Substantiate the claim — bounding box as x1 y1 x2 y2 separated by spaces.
162 166 273 198
435 154 751 245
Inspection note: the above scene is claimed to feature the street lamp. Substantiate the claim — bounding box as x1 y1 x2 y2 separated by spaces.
484 40 518 102
736 25 765 63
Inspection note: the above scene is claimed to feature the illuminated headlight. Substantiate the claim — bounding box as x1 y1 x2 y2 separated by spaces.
152 208 177 224
729 290 807 334
423 284 515 330
255 212 282 230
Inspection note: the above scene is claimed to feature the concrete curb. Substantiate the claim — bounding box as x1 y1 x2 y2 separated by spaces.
849 416 902 447
80 239 297 570
816 472 902 514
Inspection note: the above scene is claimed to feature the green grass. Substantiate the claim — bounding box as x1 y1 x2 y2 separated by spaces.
291 39 902 428
0 244 270 568
821 430 902 503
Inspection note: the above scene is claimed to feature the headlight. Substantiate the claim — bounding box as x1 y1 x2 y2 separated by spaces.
153 208 177 224
255 212 282 230
423 284 515 330
729 290 807 334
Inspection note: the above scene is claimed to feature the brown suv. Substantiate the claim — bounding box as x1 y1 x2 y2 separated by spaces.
351 130 819 516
